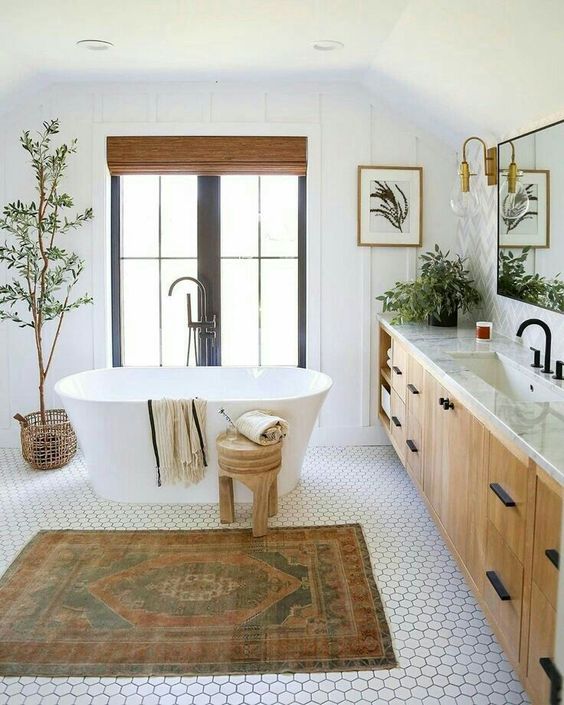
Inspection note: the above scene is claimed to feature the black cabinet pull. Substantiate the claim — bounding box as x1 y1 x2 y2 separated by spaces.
545 548 560 570
439 397 454 410
539 657 562 705
486 571 511 601
391 416 401 428
392 366 402 375
489 483 516 508
406 439 418 453
407 383 419 394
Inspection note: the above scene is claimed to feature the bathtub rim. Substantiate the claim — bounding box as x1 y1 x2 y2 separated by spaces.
54 365 333 404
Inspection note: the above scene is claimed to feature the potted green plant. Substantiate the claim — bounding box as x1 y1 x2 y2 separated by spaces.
0 119 93 470
377 245 482 326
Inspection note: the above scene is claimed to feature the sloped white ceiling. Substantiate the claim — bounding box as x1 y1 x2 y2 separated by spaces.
1 0 564 142
364 0 564 143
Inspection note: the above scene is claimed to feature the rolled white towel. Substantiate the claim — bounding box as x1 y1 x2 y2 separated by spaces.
235 410 289 446
386 347 392 359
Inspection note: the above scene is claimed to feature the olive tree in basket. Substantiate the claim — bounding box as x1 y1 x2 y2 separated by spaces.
0 119 93 469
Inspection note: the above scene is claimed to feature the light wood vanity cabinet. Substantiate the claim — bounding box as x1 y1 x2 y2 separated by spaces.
378 323 563 705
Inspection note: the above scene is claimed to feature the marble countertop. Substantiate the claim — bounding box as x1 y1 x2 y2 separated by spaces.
378 314 564 486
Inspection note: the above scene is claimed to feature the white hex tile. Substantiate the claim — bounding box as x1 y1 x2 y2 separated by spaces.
0 446 530 704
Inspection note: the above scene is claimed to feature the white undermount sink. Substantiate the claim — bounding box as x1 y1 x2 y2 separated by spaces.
448 351 564 403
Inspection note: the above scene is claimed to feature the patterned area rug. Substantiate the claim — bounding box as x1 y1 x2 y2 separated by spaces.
0 525 396 677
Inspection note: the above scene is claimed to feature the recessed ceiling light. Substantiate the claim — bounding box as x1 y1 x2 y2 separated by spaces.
313 40 344 52
76 39 114 51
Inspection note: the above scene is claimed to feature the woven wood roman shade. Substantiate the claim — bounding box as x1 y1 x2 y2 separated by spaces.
106 136 307 175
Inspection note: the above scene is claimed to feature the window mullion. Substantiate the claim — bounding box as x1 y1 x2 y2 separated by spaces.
258 177 262 367
197 176 222 365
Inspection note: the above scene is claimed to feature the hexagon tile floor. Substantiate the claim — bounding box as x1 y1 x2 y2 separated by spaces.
0 445 530 705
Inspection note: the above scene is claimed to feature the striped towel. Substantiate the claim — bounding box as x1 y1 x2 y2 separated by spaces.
235 410 288 446
147 398 207 486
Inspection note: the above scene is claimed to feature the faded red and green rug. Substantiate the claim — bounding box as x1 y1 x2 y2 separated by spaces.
0 525 396 676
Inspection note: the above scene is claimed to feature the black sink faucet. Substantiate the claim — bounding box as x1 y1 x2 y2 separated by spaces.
516 318 553 374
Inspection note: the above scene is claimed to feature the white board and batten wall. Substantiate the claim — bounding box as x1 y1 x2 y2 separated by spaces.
0 81 458 447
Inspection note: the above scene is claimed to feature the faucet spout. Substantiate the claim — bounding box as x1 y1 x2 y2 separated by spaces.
516 318 553 374
168 276 217 366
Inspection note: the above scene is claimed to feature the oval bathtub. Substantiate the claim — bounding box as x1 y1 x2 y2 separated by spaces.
54 367 332 504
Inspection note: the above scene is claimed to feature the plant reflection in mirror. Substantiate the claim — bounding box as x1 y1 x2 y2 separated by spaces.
498 247 564 312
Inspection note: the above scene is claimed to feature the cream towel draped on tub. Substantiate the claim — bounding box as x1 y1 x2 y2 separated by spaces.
235 410 289 446
147 399 207 486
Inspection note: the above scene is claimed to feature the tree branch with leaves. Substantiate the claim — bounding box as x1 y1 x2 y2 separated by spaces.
0 119 93 421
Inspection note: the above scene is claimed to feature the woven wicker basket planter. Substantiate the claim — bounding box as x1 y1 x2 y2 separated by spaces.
15 409 77 470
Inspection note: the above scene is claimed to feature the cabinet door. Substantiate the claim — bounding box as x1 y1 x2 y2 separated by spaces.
527 582 557 705
390 390 407 466
391 340 407 401
443 404 486 569
405 412 423 487
484 521 524 665
423 374 487 572
441 396 473 560
423 372 447 518
465 424 489 593
532 474 562 609
406 355 425 423
488 435 529 563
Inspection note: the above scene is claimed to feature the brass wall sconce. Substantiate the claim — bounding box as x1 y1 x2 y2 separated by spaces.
450 136 498 217
499 140 530 221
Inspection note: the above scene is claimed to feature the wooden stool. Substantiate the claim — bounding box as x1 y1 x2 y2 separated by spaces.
216 432 282 537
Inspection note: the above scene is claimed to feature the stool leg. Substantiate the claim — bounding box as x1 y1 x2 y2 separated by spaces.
219 476 235 524
268 475 278 517
252 474 271 538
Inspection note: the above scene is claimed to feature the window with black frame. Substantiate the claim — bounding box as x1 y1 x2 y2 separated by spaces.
111 173 306 368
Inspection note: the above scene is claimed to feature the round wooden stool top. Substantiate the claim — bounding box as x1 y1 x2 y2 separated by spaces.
216 432 281 474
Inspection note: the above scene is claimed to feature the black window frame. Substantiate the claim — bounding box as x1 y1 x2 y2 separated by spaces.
111 174 306 368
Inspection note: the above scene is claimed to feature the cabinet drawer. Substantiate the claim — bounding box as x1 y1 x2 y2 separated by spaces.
391 340 407 401
405 413 422 486
390 390 406 465
527 582 557 705
484 522 524 664
532 475 562 608
487 435 528 563
406 355 425 422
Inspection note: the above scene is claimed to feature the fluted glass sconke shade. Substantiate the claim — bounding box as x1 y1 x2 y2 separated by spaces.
499 141 529 221
450 137 497 218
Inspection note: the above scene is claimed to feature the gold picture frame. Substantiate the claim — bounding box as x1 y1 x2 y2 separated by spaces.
357 165 423 247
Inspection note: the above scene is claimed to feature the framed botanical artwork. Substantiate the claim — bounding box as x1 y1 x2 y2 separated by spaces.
499 169 550 248
357 165 423 247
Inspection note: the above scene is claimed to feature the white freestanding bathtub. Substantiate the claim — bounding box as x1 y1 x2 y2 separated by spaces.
54 367 332 504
